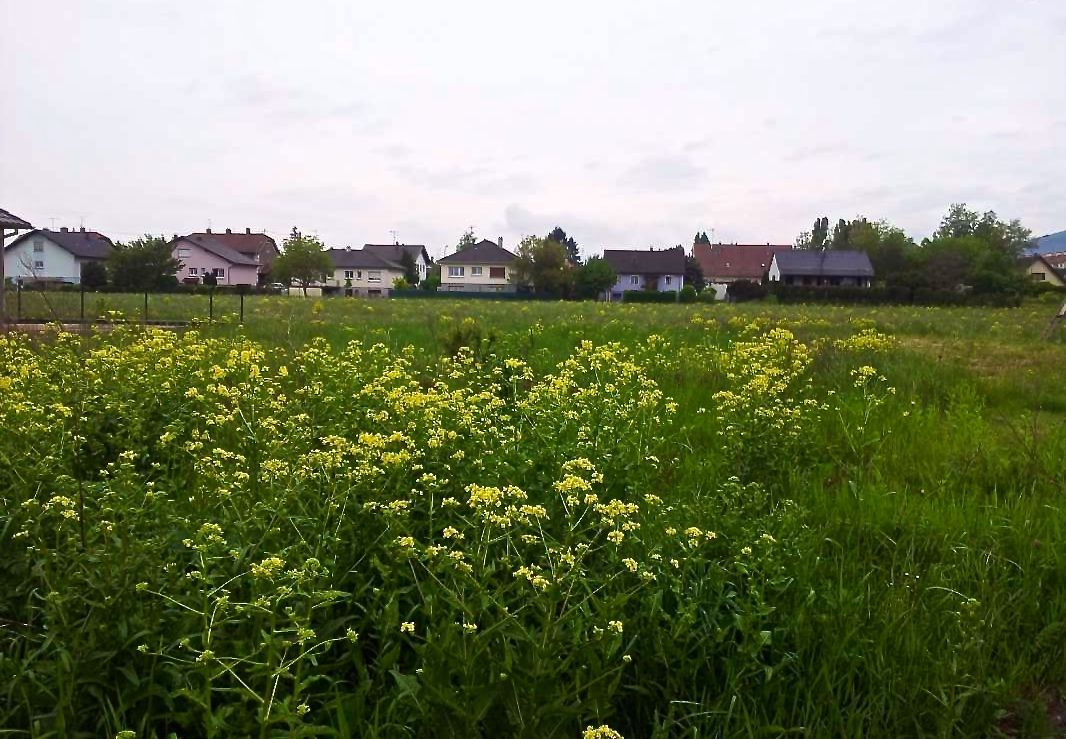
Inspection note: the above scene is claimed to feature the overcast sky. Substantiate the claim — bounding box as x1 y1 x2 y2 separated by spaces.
3 0 1064 258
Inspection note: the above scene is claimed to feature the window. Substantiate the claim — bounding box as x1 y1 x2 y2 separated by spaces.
665 275 672 285
448 266 465 277
368 270 381 282
177 247 191 258
189 267 199 276
489 266 506 279
33 239 44 253
34 260 45 270
471 266 483 276
1032 272 1046 281
213 268 225 278
344 270 354 279
630 275 639 285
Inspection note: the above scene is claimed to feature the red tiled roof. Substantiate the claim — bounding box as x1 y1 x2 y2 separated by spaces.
693 243 792 281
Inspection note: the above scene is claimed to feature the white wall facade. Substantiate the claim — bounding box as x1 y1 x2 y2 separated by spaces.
439 262 515 292
4 235 81 283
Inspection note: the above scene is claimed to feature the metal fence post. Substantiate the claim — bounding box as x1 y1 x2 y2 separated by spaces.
16 281 21 321
239 288 245 324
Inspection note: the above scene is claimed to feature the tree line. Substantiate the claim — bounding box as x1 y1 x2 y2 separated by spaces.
793 203 1033 294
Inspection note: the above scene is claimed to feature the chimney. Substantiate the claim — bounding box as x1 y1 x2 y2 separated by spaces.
498 236 503 249
206 227 212 234
225 228 232 234
172 233 178 240
80 226 86 233
60 226 69 232
246 227 251 234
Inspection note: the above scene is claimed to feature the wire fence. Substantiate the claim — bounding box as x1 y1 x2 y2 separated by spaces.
2 284 252 325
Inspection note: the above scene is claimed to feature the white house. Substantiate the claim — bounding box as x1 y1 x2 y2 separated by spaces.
437 238 517 293
3 228 113 284
602 247 686 300
362 243 431 282
325 247 405 296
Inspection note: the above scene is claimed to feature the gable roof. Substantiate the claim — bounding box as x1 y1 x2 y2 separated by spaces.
326 248 401 269
0 207 31 230
175 234 259 266
1020 254 1066 282
182 231 278 264
437 239 516 264
694 243 791 280
602 247 686 275
772 249 874 277
363 243 431 265
6 228 114 259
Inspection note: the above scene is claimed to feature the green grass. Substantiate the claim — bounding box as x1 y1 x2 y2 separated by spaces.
1 296 1065 737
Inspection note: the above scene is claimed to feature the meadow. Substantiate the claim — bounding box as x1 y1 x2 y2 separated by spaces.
1 294 1065 738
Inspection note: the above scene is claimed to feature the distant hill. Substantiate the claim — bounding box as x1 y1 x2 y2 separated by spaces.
1030 230 1066 254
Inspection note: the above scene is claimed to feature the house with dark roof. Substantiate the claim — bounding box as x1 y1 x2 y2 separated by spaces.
602 247 685 300
1019 254 1066 287
363 243 431 282
437 238 517 293
693 242 792 299
325 247 406 296
4 227 113 284
768 250 874 287
170 229 273 286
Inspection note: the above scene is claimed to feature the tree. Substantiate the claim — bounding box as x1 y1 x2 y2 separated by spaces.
694 231 711 246
399 250 420 286
547 226 581 265
830 218 851 250
514 235 572 296
456 228 477 252
684 254 706 292
108 235 181 291
80 260 108 290
573 256 617 299
812 217 829 249
421 263 441 291
273 227 331 295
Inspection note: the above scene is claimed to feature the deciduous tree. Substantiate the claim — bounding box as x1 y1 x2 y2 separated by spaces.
108 235 181 291
273 227 331 295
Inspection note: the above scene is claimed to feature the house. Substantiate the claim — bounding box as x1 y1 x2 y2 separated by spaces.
362 243 431 282
325 247 405 296
1041 252 1066 272
437 238 517 293
1020 254 1066 287
171 229 278 286
4 227 113 284
602 246 685 300
768 250 874 287
693 242 791 300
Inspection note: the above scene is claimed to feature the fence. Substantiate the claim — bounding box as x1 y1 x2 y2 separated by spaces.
3 284 254 325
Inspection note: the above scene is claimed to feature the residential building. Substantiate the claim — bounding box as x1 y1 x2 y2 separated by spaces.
693 242 791 300
362 243 431 282
1041 252 1066 272
171 229 278 286
437 238 517 293
1020 254 1066 287
325 247 404 296
602 247 685 300
768 250 874 287
4 227 113 284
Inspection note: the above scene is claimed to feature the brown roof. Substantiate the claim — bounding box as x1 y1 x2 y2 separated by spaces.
693 243 792 281
437 239 516 265
0 207 31 229
183 230 279 269
602 246 685 275
6 228 113 259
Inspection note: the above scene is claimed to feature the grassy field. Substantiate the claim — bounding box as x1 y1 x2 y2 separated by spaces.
2 295 1065 737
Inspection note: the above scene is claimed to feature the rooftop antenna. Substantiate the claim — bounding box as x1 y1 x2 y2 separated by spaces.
711 227 715 244
49 217 56 229
390 229 399 245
